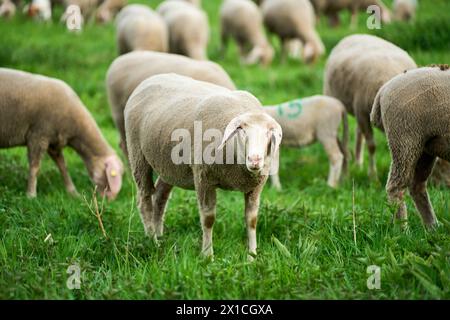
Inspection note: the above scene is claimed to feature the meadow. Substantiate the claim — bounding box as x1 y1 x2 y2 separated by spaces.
0 0 449 299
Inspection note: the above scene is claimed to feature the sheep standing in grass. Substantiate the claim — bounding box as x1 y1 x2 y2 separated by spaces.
115 5 168 55
0 68 124 199
95 0 126 23
220 0 274 66
106 51 236 157
157 0 209 60
265 95 348 189
393 0 417 22
324 34 417 178
0 0 16 17
370 65 450 228
125 73 282 258
261 0 325 63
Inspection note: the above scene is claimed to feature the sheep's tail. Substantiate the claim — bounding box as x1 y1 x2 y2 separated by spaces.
340 108 349 174
370 89 384 132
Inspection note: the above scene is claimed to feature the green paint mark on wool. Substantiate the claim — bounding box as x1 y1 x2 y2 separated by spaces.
276 99 303 119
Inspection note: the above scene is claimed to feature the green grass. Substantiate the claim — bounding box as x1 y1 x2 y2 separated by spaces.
0 0 449 299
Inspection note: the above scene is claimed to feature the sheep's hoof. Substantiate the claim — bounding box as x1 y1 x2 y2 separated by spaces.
247 252 257 262
68 189 80 197
424 220 440 231
26 191 37 199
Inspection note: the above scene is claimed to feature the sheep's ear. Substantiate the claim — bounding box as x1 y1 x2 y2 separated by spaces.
269 129 282 176
104 155 123 200
218 118 242 150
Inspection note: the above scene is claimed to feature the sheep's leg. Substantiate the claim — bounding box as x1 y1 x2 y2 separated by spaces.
152 177 173 238
130 149 155 236
329 12 341 27
357 115 377 179
280 38 289 63
245 185 263 261
48 148 78 196
355 126 365 167
320 137 344 188
409 153 438 228
386 140 420 226
350 8 358 28
26 140 48 198
194 176 216 257
270 173 282 191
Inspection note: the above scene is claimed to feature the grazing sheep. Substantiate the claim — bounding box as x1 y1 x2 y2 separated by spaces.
157 0 209 60
220 0 274 65
324 34 417 178
0 68 124 199
265 95 348 189
393 0 417 22
115 4 168 55
370 65 450 228
125 73 282 258
310 0 391 27
95 0 126 23
0 0 16 17
25 0 52 21
106 50 236 157
261 0 325 63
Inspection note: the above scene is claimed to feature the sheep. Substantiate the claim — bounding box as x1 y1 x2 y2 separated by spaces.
157 0 209 60
24 0 52 21
106 50 236 158
264 95 348 189
220 0 274 66
324 34 417 178
115 4 168 55
310 0 391 27
0 0 16 17
95 0 126 23
124 73 282 258
0 68 124 199
261 0 325 63
370 65 450 228
393 0 417 22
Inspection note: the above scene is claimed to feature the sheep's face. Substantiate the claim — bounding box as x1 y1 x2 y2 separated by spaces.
219 113 282 174
90 155 124 200
96 9 112 24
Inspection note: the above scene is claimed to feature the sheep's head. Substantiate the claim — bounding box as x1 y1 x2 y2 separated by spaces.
96 7 112 24
26 0 52 21
244 43 274 66
218 112 282 175
90 155 124 200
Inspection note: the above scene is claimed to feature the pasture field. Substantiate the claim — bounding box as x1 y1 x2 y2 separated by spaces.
0 0 449 299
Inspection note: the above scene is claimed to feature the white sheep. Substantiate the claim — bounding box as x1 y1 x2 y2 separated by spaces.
324 34 417 178
0 68 124 199
370 65 450 228
157 0 209 60
393 0 417 22
124 73 282 258
106 50 236 157
265 95 348 189
0 0 16 18
24 0 52 21
220 0 274 65
115 4 168 55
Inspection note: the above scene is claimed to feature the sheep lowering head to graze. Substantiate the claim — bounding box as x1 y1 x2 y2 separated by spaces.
124 73 282 259
157 0 209 60
95 0 126 23
220 0 274 66
261 0 325 64
264 95 349 189
24 0 52 21
0 68 124 199
370 65 450 228
324 34 417 179
115 4 168 55
106 50 236 158
0 0 16 17
393 0 417 22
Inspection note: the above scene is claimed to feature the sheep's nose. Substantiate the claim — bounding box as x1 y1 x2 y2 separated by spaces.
247 155 263 170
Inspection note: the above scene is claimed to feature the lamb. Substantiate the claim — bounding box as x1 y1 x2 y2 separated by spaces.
0 68 124 199
264 95 348 189
370 65 450 228
106 50 236 157
220 0 274 66
261 0 325 63
95 0 126 23
310 0 391 27
393 0 417 22
115 4 168 55
324 34 417 178
0 0 16 17
157 0 209 60
124 73 282 258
